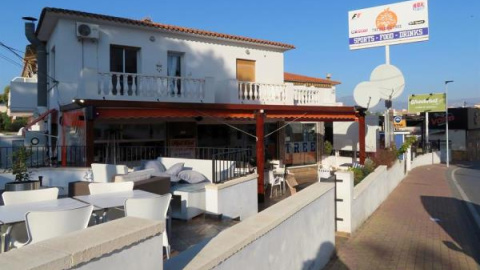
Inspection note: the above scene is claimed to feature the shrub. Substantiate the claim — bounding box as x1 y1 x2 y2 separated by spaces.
351 167 365 185
371 147 398 168
12 147 32 181
323 140 333 156
350 158 377 185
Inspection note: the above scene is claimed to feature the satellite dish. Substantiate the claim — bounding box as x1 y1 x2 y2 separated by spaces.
370 64 405 100
353 81 381 109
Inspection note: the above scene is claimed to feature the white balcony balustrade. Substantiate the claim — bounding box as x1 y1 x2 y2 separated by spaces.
292 85 337 106
96 72 210 103
236 81 287 105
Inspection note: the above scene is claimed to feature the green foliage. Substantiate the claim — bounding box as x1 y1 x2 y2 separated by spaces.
350 158 377 185
323 140 333 156
0 112 27 132
351 167 365 185
1 85 9 106
12 147 32 182
397 136 417 157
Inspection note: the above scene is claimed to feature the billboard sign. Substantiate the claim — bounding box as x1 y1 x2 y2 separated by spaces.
348 0 429 50
408 93 446 113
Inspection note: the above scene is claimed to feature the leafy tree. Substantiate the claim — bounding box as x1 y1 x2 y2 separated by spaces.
0 85 9 106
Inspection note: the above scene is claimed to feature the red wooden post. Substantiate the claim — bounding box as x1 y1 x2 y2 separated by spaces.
358 115 366 164
256 110 265 201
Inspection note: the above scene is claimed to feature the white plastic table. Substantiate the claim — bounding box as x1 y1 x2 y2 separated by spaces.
74 190 158 209
0 198 89 224
0 198 90 252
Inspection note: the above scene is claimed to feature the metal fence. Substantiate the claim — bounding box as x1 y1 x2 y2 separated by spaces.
212 148 254 183
0 146 86 170
95 146 253 165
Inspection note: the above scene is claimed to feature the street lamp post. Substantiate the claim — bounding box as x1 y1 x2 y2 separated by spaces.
445 80 454 167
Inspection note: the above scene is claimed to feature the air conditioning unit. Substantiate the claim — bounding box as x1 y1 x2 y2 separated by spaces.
24 131 47 147
76 22 99 40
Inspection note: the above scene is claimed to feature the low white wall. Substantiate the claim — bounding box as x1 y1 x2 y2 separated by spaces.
351 161 405 233
157 157 235 182
412 151 441 168
205 173 257 220
0 217 164 270
335 152 442 234
0 167 89 195
178 182 335 270
335 161 406 234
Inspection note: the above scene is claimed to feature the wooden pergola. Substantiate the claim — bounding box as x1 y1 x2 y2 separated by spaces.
63 100 366 199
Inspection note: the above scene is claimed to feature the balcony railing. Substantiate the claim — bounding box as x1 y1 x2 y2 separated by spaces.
96 72 208 102
236 81 287 104
292 85 336 105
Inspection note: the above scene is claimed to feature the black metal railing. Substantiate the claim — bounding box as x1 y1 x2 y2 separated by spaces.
0 146 86 170
212 148 254 183
94 145 253 165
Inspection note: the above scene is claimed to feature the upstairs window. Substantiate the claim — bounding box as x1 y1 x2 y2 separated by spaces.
110 45 139 74
236 59 255 82
167 52 184 95
110 45 139 95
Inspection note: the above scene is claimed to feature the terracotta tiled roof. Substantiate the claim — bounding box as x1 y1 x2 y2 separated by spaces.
284 72 341 86
39 7 295 50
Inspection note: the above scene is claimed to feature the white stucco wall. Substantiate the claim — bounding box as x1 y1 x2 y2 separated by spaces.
333 115 380 152
0 217 163 270
181 183 335 270
350 161 405 233
411 151 441 168
46 18 285 108
205 174 257 220
0 167 89 196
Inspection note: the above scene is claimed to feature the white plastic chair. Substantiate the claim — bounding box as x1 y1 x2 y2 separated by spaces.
268 170 283 198
88 181 134 195
91 163 128 183
124 194 172 259
2 188 59 205
2 188 59 251
25 205 93 245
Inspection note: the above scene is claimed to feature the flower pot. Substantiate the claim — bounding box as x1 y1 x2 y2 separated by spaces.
4 180 41 192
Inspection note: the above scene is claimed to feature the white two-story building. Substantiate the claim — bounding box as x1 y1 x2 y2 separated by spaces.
10 7 364 193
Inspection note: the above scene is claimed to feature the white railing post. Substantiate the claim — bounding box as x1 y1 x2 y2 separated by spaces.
334 170 354 234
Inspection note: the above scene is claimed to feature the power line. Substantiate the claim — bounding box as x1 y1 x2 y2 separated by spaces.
0 41 24 60
0 52 23 69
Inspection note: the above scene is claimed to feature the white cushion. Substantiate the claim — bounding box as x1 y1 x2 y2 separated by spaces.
114 169 154 183
165 163 185 176
144 160 166 173
178 170 208 184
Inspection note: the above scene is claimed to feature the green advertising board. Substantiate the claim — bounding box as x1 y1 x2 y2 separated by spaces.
408 93 446 113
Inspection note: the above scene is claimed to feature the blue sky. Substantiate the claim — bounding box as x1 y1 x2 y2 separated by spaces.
0 0 478 105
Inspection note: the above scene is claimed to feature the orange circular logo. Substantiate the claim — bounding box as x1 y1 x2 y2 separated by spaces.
376 8 398 31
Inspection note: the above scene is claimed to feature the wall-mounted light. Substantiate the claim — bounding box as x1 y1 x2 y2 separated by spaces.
149 36 156 42
72 98 85 104
245 49 250 55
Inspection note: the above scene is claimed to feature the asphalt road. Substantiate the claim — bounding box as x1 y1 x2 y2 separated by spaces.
448 161 480 231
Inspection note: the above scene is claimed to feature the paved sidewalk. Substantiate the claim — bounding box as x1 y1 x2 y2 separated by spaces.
326 164 480 269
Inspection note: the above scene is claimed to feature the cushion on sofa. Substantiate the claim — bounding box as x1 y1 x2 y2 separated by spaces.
152 172 181 182
178 170 208 184
114 169 154 183
144 160 167 173
165 162 185 176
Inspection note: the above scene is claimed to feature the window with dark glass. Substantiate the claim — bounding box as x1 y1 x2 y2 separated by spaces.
167 52 184 95
110 45 139 95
